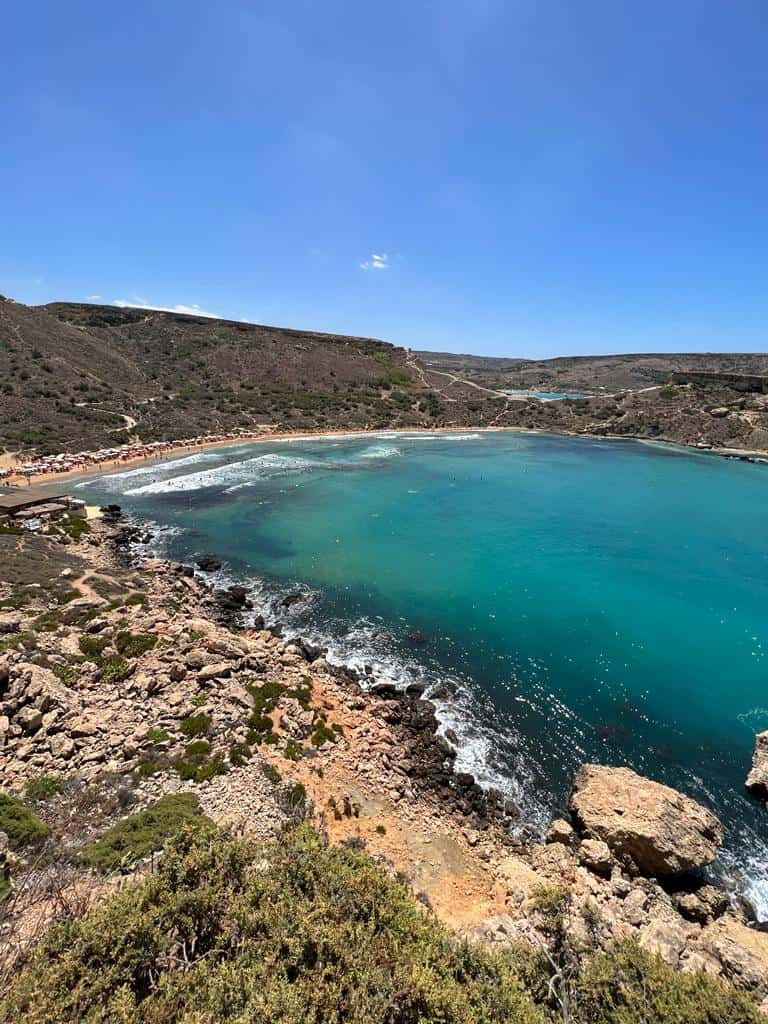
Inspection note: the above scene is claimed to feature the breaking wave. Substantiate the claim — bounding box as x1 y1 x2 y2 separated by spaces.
123 453 320 495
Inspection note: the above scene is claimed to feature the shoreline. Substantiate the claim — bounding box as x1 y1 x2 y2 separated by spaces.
3 515 768 1000
3 423 768 500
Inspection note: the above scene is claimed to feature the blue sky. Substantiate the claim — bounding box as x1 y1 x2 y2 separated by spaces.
3 1 767 356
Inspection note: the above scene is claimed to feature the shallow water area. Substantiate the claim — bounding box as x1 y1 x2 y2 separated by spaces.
78 430 768 916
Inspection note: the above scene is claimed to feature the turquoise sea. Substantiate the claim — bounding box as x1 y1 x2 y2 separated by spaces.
78 430 768 914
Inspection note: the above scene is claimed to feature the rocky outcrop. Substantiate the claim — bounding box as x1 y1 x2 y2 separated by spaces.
569 765 722 876
745 732 768 800
196 555 223 572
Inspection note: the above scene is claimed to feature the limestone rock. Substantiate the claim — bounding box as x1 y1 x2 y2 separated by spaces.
546 817 576 847
675 884 729 924
49 733 75 760
570 764 722 875
16 706 43 734
198 662 231 682
745 731 768 800
621 887 649 926
639 915 690 966
578 838 613 875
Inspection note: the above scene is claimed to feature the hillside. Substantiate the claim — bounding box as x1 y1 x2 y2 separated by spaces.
0 298 440 454
417 350 768 393
2 296 768 457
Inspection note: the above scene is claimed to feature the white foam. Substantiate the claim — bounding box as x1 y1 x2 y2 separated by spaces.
123 453 318 495
86 450 222 487
359 445 401 459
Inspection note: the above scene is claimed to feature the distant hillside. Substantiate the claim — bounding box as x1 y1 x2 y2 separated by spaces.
417 350 768 393
1 296 768 456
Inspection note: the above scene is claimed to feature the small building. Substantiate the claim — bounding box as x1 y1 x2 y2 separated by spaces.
0 495 86 530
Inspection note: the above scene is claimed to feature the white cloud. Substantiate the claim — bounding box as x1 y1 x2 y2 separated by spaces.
112 299 222 319
85 294 102 301
360 252 388 271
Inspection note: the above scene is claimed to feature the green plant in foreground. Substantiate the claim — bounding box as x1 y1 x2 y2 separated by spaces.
79 793 209 872
2 825 760 1024
0 792 50 849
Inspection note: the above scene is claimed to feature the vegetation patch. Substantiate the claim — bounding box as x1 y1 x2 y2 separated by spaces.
284 737 302 761
174 739 229 783
115 631 156 658
244 678 284 745
0 631 37 655
144 727 170 744
79 793 209 872
179 713 211 738
311 717 340 747
228 742 252 767
0 792 50 849
3 824 758 1024
23 775 62 804
96 655 131 684
32 608 64 633
79 634 110 659
49 660 81 687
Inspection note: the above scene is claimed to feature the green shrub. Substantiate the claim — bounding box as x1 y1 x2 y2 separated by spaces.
569 940 763 1023
0 826 553 1024
54 517 91 541
228 742 252 767
311 719 338 747
194 756 229 783
284 738 302 761
261 762 281 785
32 609 63 633
124 592 148 606
96 655 130 684
79 793 209 872
24 775 61 804
49 661 80 686
144 727 170 744
115 631 156 658
284 782 307 811
79 634 109 659
173 739 228 783
0 792 50 849
18 823 757 1024
179 713 211 738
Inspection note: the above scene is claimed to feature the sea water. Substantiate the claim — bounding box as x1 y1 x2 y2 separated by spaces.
78 431 768 914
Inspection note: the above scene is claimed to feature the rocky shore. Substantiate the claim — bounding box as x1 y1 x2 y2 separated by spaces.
2 513 768 1009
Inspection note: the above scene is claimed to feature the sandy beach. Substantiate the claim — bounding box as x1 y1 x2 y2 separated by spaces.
0 426 508 498
3 423 767 507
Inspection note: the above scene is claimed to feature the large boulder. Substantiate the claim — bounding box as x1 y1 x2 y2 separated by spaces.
745 732 768 800
569 764 722 876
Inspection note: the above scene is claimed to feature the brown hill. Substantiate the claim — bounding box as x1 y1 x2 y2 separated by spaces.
1 296 768 456
0 298 437 453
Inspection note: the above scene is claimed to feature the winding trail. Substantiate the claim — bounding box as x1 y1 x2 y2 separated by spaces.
405 351 509 400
